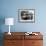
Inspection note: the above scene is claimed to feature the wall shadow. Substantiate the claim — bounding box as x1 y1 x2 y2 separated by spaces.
0 16 5 46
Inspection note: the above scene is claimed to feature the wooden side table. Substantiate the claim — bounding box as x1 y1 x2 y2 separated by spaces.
4 32 43 46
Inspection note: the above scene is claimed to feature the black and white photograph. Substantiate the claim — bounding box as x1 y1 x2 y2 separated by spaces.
18 9 35 23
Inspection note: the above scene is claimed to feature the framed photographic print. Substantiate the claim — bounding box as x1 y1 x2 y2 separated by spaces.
18 9 35 23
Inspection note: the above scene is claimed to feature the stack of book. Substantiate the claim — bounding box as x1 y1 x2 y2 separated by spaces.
25 32 38 35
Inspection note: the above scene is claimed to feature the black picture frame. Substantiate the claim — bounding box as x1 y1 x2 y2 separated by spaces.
18 9 35 23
